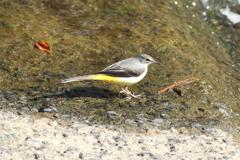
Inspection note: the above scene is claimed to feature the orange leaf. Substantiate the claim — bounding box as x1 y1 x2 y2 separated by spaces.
35 41 50 54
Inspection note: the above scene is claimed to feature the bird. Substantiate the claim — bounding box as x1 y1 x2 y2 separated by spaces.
61 54 159 99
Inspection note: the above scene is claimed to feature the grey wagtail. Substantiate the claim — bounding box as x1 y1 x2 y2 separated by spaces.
61 54 159 99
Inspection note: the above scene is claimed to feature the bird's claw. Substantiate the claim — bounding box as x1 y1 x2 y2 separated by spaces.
119 90 142 99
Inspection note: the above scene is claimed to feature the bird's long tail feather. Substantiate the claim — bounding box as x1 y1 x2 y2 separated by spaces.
61 75 92 83
62 74 117 84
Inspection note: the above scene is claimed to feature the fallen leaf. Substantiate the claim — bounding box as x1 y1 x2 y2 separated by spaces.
35 41 50 54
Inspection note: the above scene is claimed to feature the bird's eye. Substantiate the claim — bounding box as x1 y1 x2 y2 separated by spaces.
146 58 150 62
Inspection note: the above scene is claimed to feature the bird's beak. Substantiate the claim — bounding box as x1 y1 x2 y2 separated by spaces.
152 60 160 64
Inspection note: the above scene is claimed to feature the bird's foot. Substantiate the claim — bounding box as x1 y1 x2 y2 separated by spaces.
119 87 142 99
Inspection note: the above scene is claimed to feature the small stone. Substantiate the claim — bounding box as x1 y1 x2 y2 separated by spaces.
53 113 60 118
138 139 144 143
160 114 166 118
152 26 160 31
79 152 83 159
18 101 26 104
61 115 70 118
191 123 202 128
8 103 18 108
152 118 165 127
39 22 48 26
32 108 39 112
62 133 68 137
137 153 144 157
170 145 176 152
38 107 58 113
99 150 108 158
64 147 79 153
33 153 40 159
107 111 118 116
198 108 205 112
118 146 123 150
1 98 7 103
113 136 121 142
21 107 30 111
137 152 159 159
125 119 137 127
223 156 229 159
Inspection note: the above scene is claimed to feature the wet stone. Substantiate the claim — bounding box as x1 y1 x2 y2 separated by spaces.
4 94 16 101
160 114 167 118
53 113 60 118
8 103 18 108
135 114 146 119
152 26 160 31
38 107 58 113
39 22 48 26
125 119 137 127
18 101 26 105
218 108 229 117
191 123 202 128
161 100 172 107
1 98 7 103
21 107 30 111
107 111 118 116
136 117 150 123
198 108 205 112
152 118 165 127
32 108 39 112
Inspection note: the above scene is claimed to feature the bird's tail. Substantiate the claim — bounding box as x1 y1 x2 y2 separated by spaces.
61 75 92 83
61 74 117 84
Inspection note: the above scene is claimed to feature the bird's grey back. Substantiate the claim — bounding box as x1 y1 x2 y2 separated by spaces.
95 56 146 77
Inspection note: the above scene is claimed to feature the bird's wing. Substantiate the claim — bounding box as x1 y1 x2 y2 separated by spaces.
94 63 142 77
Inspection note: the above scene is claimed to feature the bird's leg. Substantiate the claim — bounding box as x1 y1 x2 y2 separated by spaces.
120 86 142 99
119 87 130 99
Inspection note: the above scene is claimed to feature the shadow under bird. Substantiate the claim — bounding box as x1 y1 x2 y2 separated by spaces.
61 54 159 99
